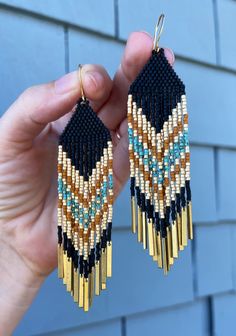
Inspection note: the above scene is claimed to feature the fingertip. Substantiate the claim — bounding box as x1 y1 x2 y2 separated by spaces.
122 31 153 81
54 64 112 102
121 30 175 83
82 64 113 101
164 47 175 65
127 31 153 48
83 71 105 98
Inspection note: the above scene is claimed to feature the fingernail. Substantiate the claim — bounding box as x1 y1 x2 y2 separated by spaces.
164 48 175 65
54 70 103 95
83 71 104 93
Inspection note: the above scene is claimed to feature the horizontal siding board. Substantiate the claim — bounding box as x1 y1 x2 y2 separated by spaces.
15 230 193 335
119 0 216 64
42 319 122 336
231 225 236 290
217 149 236 220
0 0 115 35
195 224 233 297
212 293 236 336
0 8 65 115
126 300 209 336
175 60 236 147
68 28 123 77
190 146 217 223
217 0 236 69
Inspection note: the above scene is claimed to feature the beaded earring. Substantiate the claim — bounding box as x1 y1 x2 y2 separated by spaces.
127 14 193 274
57 65 113 311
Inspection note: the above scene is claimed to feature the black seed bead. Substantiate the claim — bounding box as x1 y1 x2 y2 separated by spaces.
171 200 177 221
181 186 186 208
176 193 181 214
84 260 89 279
107 222 112 242
101 229 107 249
96 242 101 262
186 180 192 202
79 255 84 275
160 218 166 238
67 238 73 258
59 99 111 177
129 48 185 132
130 177 135 197
57 226 62 245
73 249 79 269
155 212 160 232
63 232 67 252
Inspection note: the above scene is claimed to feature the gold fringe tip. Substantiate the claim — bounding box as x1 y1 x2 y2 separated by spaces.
57 244 64 279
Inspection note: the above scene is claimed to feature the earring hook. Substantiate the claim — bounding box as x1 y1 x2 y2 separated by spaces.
78 64 86 101
153 14 165 52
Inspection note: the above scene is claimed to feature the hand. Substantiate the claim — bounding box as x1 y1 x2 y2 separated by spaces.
0 31 174 335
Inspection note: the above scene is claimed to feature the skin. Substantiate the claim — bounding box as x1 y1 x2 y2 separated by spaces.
0 32 174 335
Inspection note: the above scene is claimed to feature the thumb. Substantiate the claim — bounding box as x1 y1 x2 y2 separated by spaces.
0 64 110 146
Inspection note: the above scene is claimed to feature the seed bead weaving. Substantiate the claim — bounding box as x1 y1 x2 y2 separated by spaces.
128 48 193 274
57 98 113 311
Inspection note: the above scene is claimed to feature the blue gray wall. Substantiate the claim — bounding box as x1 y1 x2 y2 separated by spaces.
0 1 235 335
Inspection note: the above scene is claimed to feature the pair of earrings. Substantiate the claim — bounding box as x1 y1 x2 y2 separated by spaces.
57 14 193 312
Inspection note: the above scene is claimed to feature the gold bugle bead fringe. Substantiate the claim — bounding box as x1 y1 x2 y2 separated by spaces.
142 212 147 249
167 227 174 266
152 226 158 261
101 248 107 290
73 269 79 303
58 244 64 279
177 213 184 251
162 237 169 275
157 232 163 269
63 252 67 285
89 268 95 307
137 207 143 242
171 222 179 258
131 197 137 234
181 207 188 247
95 261 101 296
107 242 112 277
148 219 154 256
66 257 72 292
79 274 84 308
187 202 193 240
83 278 89 312
71 269 74 297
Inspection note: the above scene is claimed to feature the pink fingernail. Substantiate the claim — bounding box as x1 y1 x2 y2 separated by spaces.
164 48 175 65
83 72 104 93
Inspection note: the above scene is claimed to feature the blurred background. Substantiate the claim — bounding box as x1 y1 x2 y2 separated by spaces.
0 0 235 335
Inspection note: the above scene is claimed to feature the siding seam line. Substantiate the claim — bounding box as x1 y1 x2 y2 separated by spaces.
114 0 119 38
2 3 236 73
212 0 221 64
64 25 69 73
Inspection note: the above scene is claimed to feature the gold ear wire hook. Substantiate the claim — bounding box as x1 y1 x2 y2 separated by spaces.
78 64 86 101
153 14 165 52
